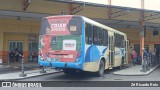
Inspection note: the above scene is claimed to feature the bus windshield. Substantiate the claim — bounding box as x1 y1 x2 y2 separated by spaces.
40 17 82 35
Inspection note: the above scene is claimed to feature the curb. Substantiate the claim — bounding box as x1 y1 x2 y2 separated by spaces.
113 65 159 76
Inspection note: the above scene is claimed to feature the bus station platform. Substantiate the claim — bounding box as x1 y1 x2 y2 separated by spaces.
113 64 160 76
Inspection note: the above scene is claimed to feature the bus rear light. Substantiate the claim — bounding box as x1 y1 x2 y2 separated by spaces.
77 53 81 57
77 50 81 58
75 51 81 62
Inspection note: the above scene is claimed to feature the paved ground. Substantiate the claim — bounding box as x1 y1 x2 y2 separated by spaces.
0 63 160 90
0 62 40 74
0 68 61 80
19 65 160 81
0 62 63 80
2 66 159 90
0 62 159 81
114 64 159 75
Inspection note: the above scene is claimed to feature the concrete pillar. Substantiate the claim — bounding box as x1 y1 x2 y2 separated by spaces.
140 29 144 64
0 32 3 62
108 0 112 19
140 0 145 64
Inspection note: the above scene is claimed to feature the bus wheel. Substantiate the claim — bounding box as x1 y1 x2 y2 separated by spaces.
120 57 124 69
96 60 105 77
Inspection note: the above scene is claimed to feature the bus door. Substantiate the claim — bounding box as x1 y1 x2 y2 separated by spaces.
123 39 129 64
109 35 115 69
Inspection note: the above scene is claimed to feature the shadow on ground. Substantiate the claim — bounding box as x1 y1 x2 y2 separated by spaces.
44 66 128 81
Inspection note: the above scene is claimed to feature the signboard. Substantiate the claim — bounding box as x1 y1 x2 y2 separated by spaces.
63 40 76 50
51 23 66 32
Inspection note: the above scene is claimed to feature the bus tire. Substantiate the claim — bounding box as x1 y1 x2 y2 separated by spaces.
96 60 105 77
120 57 124 69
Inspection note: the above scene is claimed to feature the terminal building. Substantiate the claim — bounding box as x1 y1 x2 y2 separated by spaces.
0 0 160 63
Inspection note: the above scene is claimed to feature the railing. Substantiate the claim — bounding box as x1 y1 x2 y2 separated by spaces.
141 54 158 72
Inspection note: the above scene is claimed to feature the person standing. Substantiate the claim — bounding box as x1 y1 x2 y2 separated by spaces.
131 49 137 66
156 48 159 63
143 48 150 70
9 51 14 62
14 48 20 62
150 50 155 67
130 49 133 63
148 50 153 68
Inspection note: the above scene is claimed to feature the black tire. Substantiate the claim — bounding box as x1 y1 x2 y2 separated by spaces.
96 60 105 77
120 57 124 69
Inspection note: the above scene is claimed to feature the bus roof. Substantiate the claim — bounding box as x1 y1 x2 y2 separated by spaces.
43 15 127 36
43 15 81 20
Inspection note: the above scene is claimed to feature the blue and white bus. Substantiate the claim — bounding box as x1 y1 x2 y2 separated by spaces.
38 15 128 76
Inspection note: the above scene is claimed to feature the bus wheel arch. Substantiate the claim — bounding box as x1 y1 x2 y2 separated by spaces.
96 58 105 77
101 57 106 67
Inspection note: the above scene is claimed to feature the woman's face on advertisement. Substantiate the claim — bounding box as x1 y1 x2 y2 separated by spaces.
46 27 51 35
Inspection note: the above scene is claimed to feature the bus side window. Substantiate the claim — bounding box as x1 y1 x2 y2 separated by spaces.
103 30 108 46
121 36 124 48
93 26 98 45
98 28 102 45
115 33 123 48
85 23 93 45
115 33 118 47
